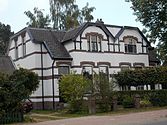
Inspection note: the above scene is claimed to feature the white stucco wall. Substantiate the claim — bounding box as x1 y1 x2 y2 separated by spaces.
8 30 60 104
106 26 122 36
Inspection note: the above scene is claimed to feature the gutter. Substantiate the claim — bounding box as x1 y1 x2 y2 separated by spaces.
52 59 56 110
40 43 45 110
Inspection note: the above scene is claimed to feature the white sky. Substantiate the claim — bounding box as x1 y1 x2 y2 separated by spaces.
0 0 144 33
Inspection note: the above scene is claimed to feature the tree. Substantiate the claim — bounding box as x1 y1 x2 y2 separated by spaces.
114 67 167 89
59 72 89 112
81 2 95 22
127 0 167 64
24 7 51 28
49 0 95 30
0 68 39 116
0 22 13 55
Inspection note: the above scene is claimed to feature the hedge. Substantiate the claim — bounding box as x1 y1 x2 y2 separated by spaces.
111 90 167 107
114 67 167 86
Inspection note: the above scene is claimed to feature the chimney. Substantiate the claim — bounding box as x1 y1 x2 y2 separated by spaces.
96 18 104 24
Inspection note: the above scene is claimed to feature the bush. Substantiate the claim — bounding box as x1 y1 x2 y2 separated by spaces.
59 72 89 113
0 68 39 117
114 66 167 87
150 90 167 106
140 99 152 107
122 95 134 108
111 90 167 108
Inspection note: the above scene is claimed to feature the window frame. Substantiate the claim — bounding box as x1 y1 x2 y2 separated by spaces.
87 35 102 52
22 36 26 57
58 65 70 75
14 40 18 59
124 38 137 54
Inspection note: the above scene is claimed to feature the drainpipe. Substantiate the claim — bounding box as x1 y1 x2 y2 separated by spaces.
52 59 56 110
40 43 44 110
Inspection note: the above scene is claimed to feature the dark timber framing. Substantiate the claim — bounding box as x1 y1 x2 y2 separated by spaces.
40 43 45 110
52 60 56 110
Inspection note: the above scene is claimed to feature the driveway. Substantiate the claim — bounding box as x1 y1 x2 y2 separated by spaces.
24 109 167 125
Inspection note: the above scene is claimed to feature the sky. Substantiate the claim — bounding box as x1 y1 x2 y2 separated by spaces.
0 0 144 33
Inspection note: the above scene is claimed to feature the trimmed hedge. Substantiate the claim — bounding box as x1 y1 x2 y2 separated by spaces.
111 90 167 107
114 67 167 87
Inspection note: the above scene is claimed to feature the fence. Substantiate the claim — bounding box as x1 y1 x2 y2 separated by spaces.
0 112 23 124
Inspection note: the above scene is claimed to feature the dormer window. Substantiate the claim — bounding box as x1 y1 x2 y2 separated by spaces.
124 38 137 53
87 34 102 52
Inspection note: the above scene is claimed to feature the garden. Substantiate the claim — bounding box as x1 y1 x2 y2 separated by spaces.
59 67 167 114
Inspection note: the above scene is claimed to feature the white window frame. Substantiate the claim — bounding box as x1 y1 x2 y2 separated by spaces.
124 38 137 53
58 65 70 75
87 35 102 52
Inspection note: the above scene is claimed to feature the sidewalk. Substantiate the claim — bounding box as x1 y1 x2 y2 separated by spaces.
24 109 167 125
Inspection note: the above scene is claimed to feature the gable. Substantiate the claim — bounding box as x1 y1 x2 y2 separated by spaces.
81 26 108 40
117 27 150 46
62 22 115 43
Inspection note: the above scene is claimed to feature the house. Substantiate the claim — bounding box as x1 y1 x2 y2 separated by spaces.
8 20 159 109
0 56 15 75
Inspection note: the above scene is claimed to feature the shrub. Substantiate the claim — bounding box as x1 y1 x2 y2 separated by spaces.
150 90 167 106
111 90 167 108
0 68 39 117
122 95 134 108
114 66 167 87
140 99 152 107
59 72 89 113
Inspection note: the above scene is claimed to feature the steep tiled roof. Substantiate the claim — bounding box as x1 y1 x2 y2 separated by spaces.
62 23 86 42
0 56 15 75
62 22 115 42
28 28 72 59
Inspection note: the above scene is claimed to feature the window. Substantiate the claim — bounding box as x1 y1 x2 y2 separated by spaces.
134 66 142 70
87 35 102 52
121 65 130 71
15 40 18 59
99 66 109 75
124 38 137 53
22 36 26 57
99 66 109 79
137 85 144 90
82 66 93 79
58 66 69 75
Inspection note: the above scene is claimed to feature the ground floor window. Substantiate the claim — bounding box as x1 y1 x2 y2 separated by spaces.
82 66 93 79
58 66 70 75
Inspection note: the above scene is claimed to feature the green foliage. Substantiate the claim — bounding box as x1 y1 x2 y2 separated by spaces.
122 95 134 108
49 0 95 30
0 68 39 116
150 90 167 106
93 72 115 112
59 72 89 112
114 66 167 87
140 99 152 107
24 7 51 28
112 90 167 108
127 0 167 64
0 22 14 55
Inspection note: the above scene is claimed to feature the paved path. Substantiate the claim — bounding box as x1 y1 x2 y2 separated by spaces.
25 109 167 125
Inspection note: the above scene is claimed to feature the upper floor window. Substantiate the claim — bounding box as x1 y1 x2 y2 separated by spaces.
14 40 18 59
87 35 102 52
124 38 137 53
22 35 26 57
